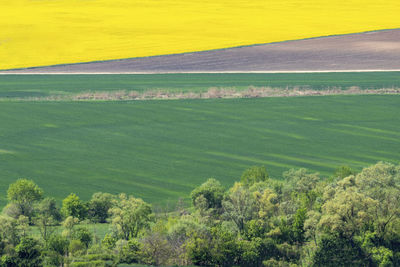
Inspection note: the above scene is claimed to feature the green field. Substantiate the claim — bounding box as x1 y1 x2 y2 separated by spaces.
1 94 399 207
1 72 400 98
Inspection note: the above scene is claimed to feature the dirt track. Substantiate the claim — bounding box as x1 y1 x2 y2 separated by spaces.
2 29 400 73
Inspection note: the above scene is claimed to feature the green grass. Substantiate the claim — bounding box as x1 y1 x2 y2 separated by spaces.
30 223 110 240
0 95 399 207
0 72 400 98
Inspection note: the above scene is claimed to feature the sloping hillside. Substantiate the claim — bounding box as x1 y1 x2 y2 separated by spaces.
4 30 400 73
1 0 400 70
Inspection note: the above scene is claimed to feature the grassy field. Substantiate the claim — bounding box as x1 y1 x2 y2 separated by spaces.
1 72 400 99
0 95 399 207
1 0 400 69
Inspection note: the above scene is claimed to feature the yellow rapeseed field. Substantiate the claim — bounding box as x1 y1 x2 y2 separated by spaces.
1 0 399 70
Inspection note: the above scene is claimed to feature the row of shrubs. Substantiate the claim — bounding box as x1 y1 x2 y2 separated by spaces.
1 162 399 266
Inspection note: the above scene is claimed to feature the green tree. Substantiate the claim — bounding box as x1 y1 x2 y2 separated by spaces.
7 179 43 221
73 227 93 248
0 215 21 247
222 182 256 233
332 165 356 180
109 194 153 240
34 198 61 241
209 226 239 266
87 192 115 223
44 234 69 266
312 235 370 267
292 207 307 244
185 231 213 266
12 237 42 267
139 232 172 266
61 193 87 220
117 238 141 264
241 166 269 186
190 178 225 211
62 216 79 239
283 168 320 195
355 162 400 240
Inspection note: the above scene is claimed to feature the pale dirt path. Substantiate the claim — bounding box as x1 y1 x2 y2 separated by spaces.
1 70 400 75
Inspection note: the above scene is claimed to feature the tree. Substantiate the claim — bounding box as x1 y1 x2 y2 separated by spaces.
185 230 213 266
73 227 93 248
283 168 320 195
34 198 61 241
44 234 69 266
62 216 79 239
118 238 142 264
319 186 376 238
11 237 42 267
312 235 370 266
139 232 172 266
87 192 115 223
209 226 239 266
222 182 256 233
292 207 307 244
109 194 153 240
332 165 356 180
61 193 87 220
241 166 269 186
7 179 43 220
355 162 400 239
190 178 225 211
0 215 21 247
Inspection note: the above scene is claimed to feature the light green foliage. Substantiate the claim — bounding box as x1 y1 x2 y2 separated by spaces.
61 193 87 220
62 216 79 238
16 215 29 239
0 215 20 247
109 194 153 240
241 166 269 186
222 182 256 232
371 246 394 267
355 162 400 238
69 239 86 256
254 188 279 219
281 169 322 217
6 179 43 220
320 162 400 239
319 186 376 237
102 233 116 250
283 169 320 195
332 165 356 180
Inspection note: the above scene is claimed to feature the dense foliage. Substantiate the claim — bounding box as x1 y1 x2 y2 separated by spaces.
1 162 399 266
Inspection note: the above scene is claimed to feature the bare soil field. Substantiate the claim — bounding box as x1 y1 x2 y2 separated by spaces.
2 29 400 73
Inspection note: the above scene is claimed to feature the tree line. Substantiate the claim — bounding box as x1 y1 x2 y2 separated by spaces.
0 162 399 266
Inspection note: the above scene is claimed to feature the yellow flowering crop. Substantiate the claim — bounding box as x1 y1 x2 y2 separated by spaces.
0 0 399 70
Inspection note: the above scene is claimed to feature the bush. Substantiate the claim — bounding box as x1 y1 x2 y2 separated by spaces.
70 260 108 267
